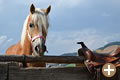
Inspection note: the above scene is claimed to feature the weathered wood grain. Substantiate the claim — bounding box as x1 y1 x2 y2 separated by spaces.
0 55 85 63
8 62 92 80
0 62 8 80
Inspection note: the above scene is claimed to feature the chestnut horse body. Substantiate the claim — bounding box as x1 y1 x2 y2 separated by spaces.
6 4 51 67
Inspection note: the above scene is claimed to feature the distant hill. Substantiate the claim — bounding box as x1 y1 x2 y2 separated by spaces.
60 52 78 56
60 41 120 55
98 42 120 50
95 41 120 53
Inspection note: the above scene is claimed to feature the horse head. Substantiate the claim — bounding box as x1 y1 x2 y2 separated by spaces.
22 4 51 56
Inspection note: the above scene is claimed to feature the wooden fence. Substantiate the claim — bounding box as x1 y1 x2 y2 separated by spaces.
0 55 91 80
0 55 120 80
0 62 92 80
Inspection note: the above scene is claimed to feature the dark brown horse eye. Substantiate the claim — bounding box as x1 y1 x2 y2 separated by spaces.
29 23 34 28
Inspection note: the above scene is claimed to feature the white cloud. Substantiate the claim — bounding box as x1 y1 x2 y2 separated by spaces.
0 36 7 45
0 36 13 54
7 39 13 42
46 29 120 55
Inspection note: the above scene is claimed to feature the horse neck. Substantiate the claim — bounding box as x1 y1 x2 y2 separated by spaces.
22 33 33 55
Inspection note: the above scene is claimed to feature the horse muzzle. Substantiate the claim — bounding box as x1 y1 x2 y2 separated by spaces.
34 44 46 56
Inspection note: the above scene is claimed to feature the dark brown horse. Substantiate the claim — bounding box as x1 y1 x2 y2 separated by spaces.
6 4 51 67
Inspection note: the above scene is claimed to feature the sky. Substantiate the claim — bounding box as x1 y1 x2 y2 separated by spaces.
0 0 120 55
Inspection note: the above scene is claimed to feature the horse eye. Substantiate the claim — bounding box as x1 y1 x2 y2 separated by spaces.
29 23 34 28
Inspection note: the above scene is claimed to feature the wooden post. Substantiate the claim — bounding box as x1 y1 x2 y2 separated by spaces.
0 62 8 80
96 67 101 80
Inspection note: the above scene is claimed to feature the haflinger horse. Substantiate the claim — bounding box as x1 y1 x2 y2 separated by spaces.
6 4 51 67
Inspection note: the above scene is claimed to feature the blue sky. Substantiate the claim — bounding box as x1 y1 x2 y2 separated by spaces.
0 0 120 55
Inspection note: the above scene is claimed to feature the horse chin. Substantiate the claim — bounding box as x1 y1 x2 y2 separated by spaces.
39 53 44 56
38 49 45 56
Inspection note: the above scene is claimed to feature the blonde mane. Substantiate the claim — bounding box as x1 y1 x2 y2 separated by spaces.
21 8 49 46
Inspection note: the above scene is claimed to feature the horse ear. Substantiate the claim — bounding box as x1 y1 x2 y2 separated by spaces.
30 4 35 14
44 5 51 15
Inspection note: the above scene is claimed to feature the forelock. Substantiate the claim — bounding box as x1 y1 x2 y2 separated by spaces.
32 8 49 32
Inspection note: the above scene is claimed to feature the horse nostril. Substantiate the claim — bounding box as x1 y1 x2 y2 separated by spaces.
35 45 40 53
35 46 38 52
35 44 46 53
43 45 46 52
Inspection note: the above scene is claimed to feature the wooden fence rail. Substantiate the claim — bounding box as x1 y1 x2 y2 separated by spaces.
0 62 92 80
0 55 90 80
0 55 85 63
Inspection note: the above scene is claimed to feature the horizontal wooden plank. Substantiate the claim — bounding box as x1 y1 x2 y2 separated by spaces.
0 55 85 63
9 66 92 80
